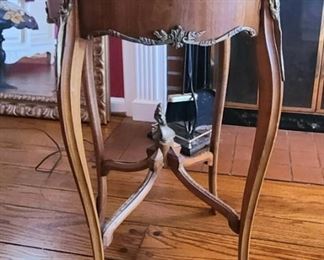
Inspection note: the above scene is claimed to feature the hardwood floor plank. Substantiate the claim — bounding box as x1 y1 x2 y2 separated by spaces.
1 170 323 250
105 221 149 260
0 204 146 259
249 239 324 260
0 183 83 214
105 170 324 225
138 225 237 260
0 204 92 256
0 129 61 150
116 200 324 250
103 121 152 161
2 192 322 260
137 225 324 260
0 117 62 141
0 164 76 191
1 116 324 259
0 146 71 173
0 243 91 260
0 116 119 134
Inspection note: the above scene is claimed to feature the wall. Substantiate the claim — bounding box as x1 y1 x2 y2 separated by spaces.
109 37 124 98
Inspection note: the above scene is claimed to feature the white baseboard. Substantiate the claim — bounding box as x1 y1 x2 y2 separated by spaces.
111 97 126 113
132 100 160 122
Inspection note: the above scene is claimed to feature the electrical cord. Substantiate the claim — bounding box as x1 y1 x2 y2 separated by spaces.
0 127 62 175
186 44 198 137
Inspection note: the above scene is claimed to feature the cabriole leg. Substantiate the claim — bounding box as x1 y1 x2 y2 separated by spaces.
238 0 284 259
58 3 104 259
209 39 231 205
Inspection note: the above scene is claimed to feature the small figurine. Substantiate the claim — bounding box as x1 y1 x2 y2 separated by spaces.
153 103 175 144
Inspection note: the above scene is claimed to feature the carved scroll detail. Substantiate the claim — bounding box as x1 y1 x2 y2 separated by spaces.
269 0 280 21
0 93 59 119
94 25 256 48
153 26 205 48
91 37 109 123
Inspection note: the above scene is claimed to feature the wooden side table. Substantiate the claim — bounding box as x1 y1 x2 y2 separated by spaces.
58 1 284 259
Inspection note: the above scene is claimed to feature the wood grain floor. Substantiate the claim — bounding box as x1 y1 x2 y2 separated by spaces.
0 116 323 259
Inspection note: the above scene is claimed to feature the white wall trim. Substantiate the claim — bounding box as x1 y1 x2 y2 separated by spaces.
110 97 126 113
122 41 167 122
132 99 160 122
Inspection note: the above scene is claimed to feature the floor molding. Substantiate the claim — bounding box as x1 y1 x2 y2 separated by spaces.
132 99 160 122
111 97 126 113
